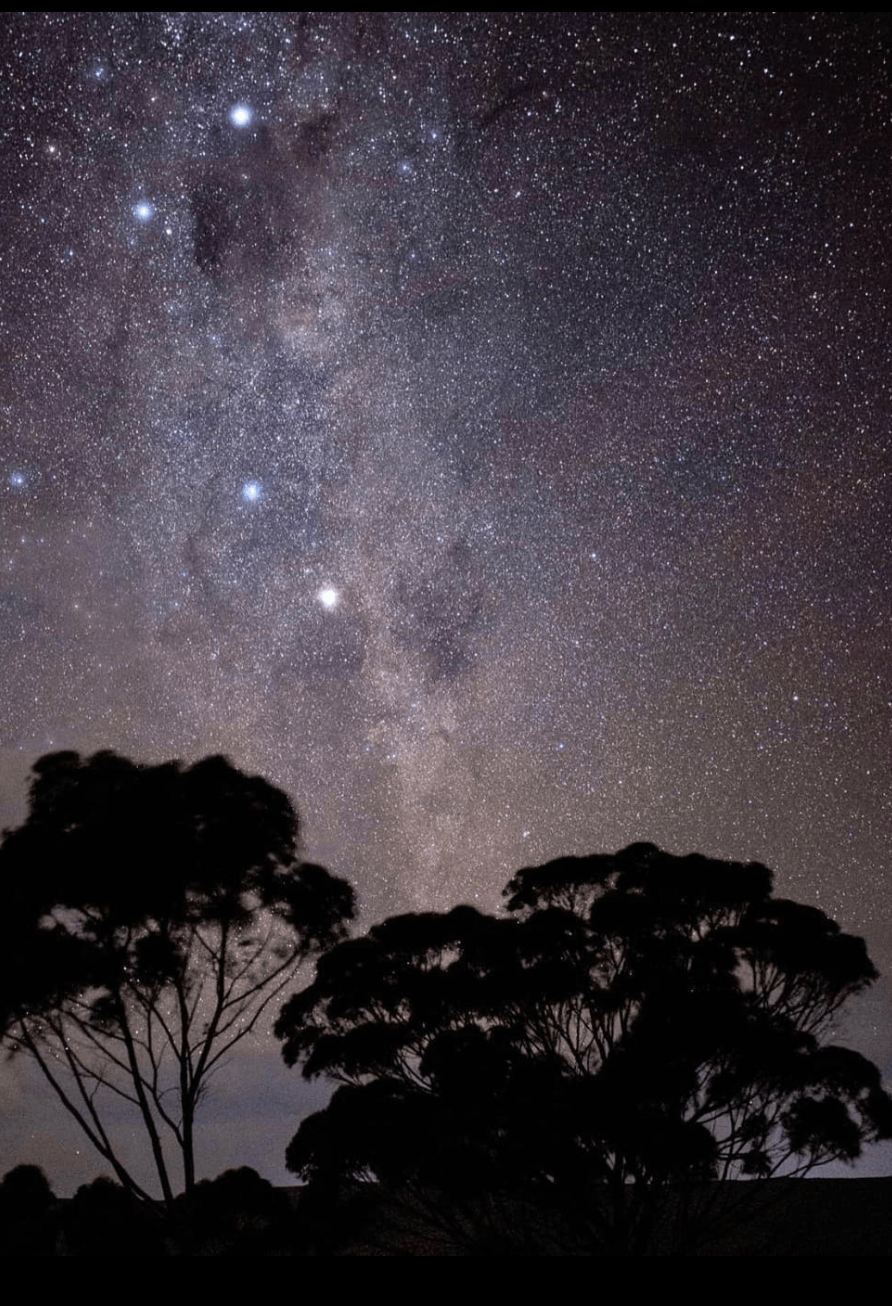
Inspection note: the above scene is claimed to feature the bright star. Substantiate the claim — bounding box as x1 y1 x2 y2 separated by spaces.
317 587 339 609
241 481 262 503
9 472 25 488
230 104 253 127
133 201 155 222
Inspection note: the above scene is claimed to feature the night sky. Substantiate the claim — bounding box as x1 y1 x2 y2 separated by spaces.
1 12 891 1192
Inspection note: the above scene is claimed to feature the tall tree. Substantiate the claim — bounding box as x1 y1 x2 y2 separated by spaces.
277 843 892 1254
1 750 355 1208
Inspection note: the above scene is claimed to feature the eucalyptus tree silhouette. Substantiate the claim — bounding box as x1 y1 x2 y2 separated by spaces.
277 843 892 1254
1 749 355 1209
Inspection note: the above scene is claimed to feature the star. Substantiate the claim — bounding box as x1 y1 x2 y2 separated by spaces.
229 104 253 128
241 481 262 503
317 587 339 610
133 201 155 222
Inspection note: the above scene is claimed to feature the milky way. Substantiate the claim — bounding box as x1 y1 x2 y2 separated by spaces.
2 13 891 1188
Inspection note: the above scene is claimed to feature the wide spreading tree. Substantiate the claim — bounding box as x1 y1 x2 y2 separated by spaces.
0 749 355 1208
277 843 892 1254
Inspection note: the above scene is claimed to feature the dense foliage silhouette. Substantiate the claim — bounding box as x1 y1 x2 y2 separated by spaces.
0 1165 57 1256
0 1164 303 1256
171 1166 298 1255
277 843 892 1254
62 1175 167 1256
0 750 355 1209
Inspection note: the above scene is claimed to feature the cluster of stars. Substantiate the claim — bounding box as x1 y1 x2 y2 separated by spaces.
1 11 890 1187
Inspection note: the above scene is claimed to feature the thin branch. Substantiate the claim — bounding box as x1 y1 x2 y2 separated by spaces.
15 1022 154 1204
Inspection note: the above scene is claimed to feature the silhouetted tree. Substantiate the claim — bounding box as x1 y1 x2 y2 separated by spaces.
277 844 892 1254
1 750 355 1210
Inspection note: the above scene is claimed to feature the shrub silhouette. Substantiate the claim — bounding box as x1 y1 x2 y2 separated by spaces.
62 1176 165 1256
172 1166 296 1256
0 1165 57 1256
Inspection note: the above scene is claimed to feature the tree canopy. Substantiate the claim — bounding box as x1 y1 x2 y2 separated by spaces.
276 843 892 1254
1 749 355 1208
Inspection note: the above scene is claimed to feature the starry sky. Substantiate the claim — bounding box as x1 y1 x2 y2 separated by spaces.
1 12 891 1192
